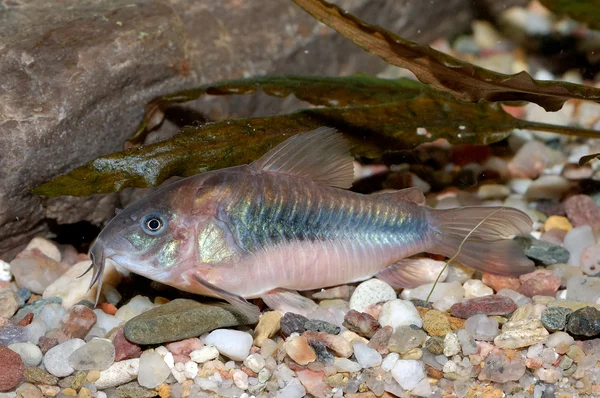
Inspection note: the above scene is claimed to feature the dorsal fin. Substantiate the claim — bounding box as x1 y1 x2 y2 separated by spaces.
373 187 426 205
250 127 354 189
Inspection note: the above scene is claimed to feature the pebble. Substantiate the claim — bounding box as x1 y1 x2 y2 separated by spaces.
15 383 43 398
564 194 600 229
463 279 493 299
518 270 561 297
400 281 464 303
93 309 120 335
457 329 478 355
308 339 334 365
566 306 600 336
243 353 266 373
544 215 573 231
432 295 461 312
547 263 584 286
450 295 517 318
280 313 308 337
479 350 526 383
304 319 340 335
579 243 600 275
391 360 426 391
69 337 115 371
566 276 600 303
10 251 70 294
333 357 361 372
465 314 499 341
203 329 253 361
352 341 382 368
494 319 549 349
546 331 574 354
253 311 282 347
137 350 171 388
277 377 306 398
477 184 510 200
481 273 521 292
190 345 219 364
388 325 427 354
513 236 570 265
165 337 203 363
443 332 461 357
564 225 596 266
25 237 61 262
342 310 380 338
0 289 19 319
116 381 156 398
348 279 397 313
540 306 572 332
422 310 452 337
367 326 392 354
424 336 444 356
43 338 86 377
113 328 142 361
0 345 25 392
60 305 97 340
23 367 58 386
0 260 11 282
232 369 248 389
312 285 355 301
8 342 43 367
124 299 256 345
303 330 352 358
497 289 532 307
524 175 570 201
378 299 422 330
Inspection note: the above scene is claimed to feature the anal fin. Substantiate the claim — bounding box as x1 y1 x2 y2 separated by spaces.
375 258 447 289
262 289 336 322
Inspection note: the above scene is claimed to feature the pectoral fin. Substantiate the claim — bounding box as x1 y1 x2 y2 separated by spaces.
375 258 448 288
262 288 335 322
191 272 260 321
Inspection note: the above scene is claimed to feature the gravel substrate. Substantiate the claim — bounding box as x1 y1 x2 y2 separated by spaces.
2 3 600 398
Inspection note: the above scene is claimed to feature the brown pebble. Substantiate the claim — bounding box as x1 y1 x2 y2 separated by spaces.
16 312 34 326
422 310 452 337
343 310 380 338
23 367 59 386
482 273 521 292
113 327 142 361
157 383 171 398
518 270 561 298
450 296 517 319
564 194 600 230
0 345 25 392
425 364 444 379
37 336 59 354
367 325 392 354
60 305 97 339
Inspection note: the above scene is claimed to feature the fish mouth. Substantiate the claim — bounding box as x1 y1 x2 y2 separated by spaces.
82 240 108 306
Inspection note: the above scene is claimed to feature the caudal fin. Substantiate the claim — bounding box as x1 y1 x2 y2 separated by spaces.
427 206 534 276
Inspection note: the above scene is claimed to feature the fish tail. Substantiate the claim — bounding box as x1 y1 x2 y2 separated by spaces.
426 206 535 276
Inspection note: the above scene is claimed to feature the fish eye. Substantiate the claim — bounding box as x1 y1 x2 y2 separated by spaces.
142 214 166 235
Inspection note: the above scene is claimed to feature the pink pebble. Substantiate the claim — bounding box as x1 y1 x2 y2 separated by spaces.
166 338 203 364
580 243 600 275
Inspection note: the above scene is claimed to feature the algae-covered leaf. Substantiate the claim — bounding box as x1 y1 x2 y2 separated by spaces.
128 75 436 147
291 0 600 111
579 153 600 166
539 0 600 29
33 91 600 197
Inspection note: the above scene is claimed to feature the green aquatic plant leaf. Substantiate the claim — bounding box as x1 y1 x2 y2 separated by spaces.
127 75 436 147
33 84 600 197
539 0 600 29
291 0 600 111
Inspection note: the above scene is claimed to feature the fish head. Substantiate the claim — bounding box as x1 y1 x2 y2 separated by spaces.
89 184 199 293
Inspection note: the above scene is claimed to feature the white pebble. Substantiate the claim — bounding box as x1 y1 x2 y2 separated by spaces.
349 279 397 312
138 350 171 388
400 281 464 302
25 237 61 262
433 296 461 312
0 260 11 282
171 362 187 383
8 343 43 367
465 314 499 341
155 346 174 369
391 360 427 391
243 353 266 373
463 279 493 299
564 226 595 267
43 339 86 377
115 296 155 322
333 357 361 372
233 369 249 389
443 332 461 357
381 352 399 372
95 359 140 389
379 299 422 330
183 361 198 379
352 342 382 368
93 309 121 333
276 378 306 398
204 329 253 361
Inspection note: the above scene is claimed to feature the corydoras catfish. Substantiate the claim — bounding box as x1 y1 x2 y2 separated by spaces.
88 128 534 317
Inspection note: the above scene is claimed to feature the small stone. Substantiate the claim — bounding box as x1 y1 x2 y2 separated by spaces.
494 319 549 349
232 369 248 390
546 331 574 354
38 384 60 397
60 305 97 340
0 260 11 282
443 332 460 357
8 342 42 367
203 329 253 361
285 335 316 365
342 310 380 338
0 345 25 392
465 314 499 341
43 338 86 377
566 344 585 362
276 377 306 397
391 360 426 391
367 326 392 354
138 350 170 389
524 175 570 201
477 184 510 200
544 215 572 232
432 296 461 312
116 381 156 398
424 336 444 355
15 383 43 398
479 349 526 383
113 328 142 362
243 353 266 373
422 310 452 337
540 307 572 332
564 194 600 229
566 306 600 337
304 319 340 335
463 279 493 299
308 339 334 366
352 342 382 368
481 273 521 292
313 285 355 301
303 330 352 358
333 357 361 372
566 276 600 303
189 345 219 364
94 358 140 390
296 369 331 398
514 235 570 265
11 250 70 294
579 243 600 275
518 270 561 297
450 295 517 319
69 337 115 371
546 263 583 286
280 313 309 337
400 281 464 302
124 299 256 345
165 337 203 364
388 325 427 354
23 367 58 385
0 289 19 319
457 329 478 355
349 279 397 313
70 370 87 391
497 289 532 307
253 311 282 347
564 225 596 266
378 299 422 330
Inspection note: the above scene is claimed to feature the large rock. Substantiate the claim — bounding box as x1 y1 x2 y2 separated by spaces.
0 0 525 257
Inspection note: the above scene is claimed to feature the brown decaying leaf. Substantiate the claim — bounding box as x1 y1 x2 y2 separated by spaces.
579 153 600 166
33 82 600 197
291 0 600 112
